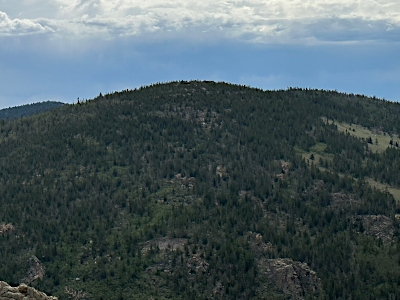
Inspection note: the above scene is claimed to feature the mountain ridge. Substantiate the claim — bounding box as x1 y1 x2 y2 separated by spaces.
0 101 65 120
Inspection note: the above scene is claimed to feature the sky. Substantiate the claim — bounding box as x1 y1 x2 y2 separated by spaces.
0 0 399 108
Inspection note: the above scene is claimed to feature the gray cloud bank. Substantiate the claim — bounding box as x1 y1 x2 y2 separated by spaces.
1 0 399 43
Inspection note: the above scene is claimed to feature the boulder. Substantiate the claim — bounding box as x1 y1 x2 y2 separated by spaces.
0 281 57 300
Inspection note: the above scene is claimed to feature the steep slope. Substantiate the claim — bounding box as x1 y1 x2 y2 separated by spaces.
0 81 400 299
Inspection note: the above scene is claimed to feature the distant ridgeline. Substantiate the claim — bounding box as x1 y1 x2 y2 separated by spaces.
2 81 400 299
0 101 65 120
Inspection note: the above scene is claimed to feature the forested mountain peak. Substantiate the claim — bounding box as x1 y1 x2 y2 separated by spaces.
1 81 400 299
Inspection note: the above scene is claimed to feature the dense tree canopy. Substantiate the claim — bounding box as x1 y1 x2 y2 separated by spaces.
0 81 400 299
0 101 65 120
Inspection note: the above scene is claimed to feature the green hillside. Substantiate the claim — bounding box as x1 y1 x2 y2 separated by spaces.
0 101 65 120
1 81 400 299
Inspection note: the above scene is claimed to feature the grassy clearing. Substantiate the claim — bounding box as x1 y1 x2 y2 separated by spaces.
297 120 400 203
299 153 400 201
297 142 334 169
309 142 328 153
322 119 400 200
323 117 400 153
366 178 400 202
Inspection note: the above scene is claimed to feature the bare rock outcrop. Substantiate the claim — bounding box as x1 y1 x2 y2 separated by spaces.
215 165 227 178
186 254 209 275
248 232 323 299
0 223 14 236
265 258 322 300
352 214 395 244
174 174 195 189
142 237 188 253
20 256 45 285
0 281 57 300
331 192 361 208
275 160 290 180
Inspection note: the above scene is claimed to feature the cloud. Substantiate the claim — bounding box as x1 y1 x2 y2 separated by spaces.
1 0 400 43
0 11 53 36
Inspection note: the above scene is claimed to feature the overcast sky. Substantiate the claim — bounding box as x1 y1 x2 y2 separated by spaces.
0 0 399 108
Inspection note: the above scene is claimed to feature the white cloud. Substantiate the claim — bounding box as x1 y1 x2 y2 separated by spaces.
0 11 53 36
1 0 400 43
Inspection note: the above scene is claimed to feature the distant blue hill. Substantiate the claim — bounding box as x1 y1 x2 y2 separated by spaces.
0 101 65 120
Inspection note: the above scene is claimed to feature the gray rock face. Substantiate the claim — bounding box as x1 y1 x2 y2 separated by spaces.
265 258 322 299
351 214 395 245
0 281 57 300
20 256 45 285
248 231 323 299
0 223 14 236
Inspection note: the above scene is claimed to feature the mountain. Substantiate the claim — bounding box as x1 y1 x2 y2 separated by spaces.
1 81 400 299
0 101 65 120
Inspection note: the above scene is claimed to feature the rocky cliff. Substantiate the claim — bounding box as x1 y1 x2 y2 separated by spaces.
0 281 57 300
